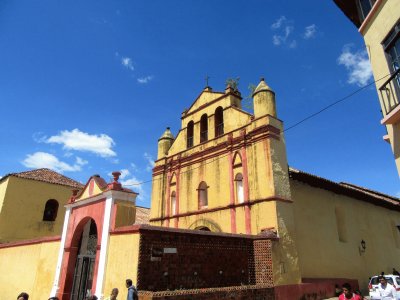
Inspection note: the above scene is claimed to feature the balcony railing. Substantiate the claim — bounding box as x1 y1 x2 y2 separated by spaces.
379 68 400 115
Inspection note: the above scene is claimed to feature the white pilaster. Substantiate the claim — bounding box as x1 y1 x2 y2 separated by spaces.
50 207 71 297
95 195 114 298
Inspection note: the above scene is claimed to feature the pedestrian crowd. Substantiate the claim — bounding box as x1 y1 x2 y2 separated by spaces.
335 268 400 300
16 278 138 300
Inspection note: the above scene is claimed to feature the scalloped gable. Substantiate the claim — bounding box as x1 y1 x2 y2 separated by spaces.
184 90 225 116
75 175 108 201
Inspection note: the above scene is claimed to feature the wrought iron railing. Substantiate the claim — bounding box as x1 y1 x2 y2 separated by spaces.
379 69 400 115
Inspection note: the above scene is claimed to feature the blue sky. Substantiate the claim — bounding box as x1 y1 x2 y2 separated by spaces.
0 1 398 207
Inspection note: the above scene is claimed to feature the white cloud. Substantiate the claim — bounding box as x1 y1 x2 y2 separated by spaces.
76 156 88 166
46 129 116 157
137 75 154 84
130 163 138 172
32 132 47 143
120 175 146 201
337 46 372 87
121 57 134 71
119 169 130 179
22 152 83 173
303 24 317 39
271 16 287 29
271 16 296 48
144 152 155 172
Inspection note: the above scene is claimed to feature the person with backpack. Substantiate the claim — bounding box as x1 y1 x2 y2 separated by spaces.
126 278 138 300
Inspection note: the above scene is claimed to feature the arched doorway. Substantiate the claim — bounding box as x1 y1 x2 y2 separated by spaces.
70 219 98 300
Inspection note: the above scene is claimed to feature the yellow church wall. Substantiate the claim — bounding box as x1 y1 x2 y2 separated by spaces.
0 177 9 213
0 177 73 243
292 180 400 292
169 100 246 157
361 0 400 175
0 240 60 299
235 206 247 233
103 233 140 299
178 209 232 232
184 91 225 115
150 85 303 287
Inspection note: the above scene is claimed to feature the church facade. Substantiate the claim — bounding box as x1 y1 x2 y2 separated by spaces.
149 79 400 293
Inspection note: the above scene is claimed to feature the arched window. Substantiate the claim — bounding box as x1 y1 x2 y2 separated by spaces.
215 107 224 137
171 191 176 215
198 181 208 209
187 121 194 148
43 199 59 221
235 173 244 204
200 114 208 143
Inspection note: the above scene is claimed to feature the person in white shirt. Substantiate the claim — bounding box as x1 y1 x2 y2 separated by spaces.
377 276 397 300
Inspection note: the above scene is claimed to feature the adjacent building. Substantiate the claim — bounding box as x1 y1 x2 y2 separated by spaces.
334 0 400 175
0 168 83 243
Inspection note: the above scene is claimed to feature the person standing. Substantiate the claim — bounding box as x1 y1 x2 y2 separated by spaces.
338 283 362 300
126 279 138 300
17 293 29 300
377 276 397 300
104 288 119 300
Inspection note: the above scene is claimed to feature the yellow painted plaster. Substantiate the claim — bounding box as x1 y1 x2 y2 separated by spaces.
0 176 73 243
292 180 400 294
0 240 60 299
103 233 140 299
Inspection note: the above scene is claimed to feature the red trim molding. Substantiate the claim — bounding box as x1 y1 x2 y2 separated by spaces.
228 150 237 233
0 235 61 249
110 224 141 235
359 0 384 35
153 124 280 176
150 196 292 222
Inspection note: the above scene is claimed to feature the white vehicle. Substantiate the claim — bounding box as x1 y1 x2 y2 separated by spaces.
369 275 400 300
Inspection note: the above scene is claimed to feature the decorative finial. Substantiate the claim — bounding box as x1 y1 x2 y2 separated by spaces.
260 77 265 82
166 127 170 130
112 171 121 183
68 189 80 204
108 171 123 190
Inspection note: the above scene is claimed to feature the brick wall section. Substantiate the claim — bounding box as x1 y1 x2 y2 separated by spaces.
138 286 275 300
136 225 275 292
253 239 274 286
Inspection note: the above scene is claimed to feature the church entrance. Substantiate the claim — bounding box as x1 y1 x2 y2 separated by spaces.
70 219 98 300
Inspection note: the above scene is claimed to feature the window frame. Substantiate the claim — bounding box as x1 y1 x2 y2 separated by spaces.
198 181 208 209
200 114 208 143
43 199 59 222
